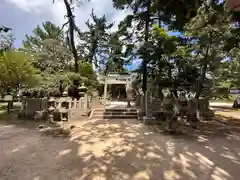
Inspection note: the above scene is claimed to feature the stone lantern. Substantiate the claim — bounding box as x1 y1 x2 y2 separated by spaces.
48 97 56 108
62 87 68 97
78 83 87 97
78 83 88 114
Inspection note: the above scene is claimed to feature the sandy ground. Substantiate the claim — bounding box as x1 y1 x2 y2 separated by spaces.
0 116 240 180
210 102 233 108
210 102 240 124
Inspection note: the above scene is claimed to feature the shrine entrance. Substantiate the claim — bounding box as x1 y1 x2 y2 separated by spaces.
97 72 133 104
110 84 126 100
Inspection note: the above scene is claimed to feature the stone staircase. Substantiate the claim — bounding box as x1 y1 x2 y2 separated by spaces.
90 107 138 120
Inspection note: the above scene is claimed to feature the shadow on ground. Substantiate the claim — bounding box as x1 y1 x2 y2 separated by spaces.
67 118 240 180
0 116 240 180
211 106 235 112
0 107 48 130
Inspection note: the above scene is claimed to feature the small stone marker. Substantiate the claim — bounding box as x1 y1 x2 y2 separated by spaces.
4 95 13 101
4 94 13 113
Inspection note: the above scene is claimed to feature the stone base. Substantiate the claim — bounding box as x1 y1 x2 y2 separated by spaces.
143 116 156 125
137 110 144 120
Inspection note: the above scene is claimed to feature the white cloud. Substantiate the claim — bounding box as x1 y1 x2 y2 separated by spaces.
6 0 58 18
5 0 131 32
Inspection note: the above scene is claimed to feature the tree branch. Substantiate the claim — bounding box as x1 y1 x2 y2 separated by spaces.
60 20 70 32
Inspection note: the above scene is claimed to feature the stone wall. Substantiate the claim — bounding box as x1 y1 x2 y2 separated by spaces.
20 98 48 118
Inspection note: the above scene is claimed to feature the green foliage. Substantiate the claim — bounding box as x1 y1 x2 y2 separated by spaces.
22 21 64 51
6 0 240 101
37 72 80 90
79 10 114 68
0 31 14 51
0 51 39 91
79 61 96 80
37 60 98 91
152 25 168 37
102 32 132 74
22 21 71 73
78 60 99 87
113 0 204 31
127 0 235 99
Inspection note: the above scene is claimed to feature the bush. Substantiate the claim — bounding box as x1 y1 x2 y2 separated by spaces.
0 51 40 94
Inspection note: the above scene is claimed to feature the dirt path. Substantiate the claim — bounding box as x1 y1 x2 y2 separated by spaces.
0 118 240 180
209 102 240 130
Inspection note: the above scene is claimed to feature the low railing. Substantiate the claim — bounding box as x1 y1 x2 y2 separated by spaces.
49 97 85 110
19 95 91 120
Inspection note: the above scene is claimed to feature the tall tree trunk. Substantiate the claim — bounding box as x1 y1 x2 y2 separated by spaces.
158 11 161 27
168 65 177 97
88 41 98 65
141 0 151 115
168 64 172 85
63 0 79 73
195 32 212 100
157 13 163 99
195 64 208 100
194 32 212 120
142 0 151 93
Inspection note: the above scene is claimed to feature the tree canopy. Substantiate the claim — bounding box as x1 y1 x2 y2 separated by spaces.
1 0 240 101
0 51 39 94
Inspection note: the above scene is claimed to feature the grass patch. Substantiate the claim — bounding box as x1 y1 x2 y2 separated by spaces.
210 94 238 103
0 110 48 130
0 102 43 129
0 103 11 121
0 109 9 121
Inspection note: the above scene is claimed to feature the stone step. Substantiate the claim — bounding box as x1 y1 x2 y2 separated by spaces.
90 108 138 120
93 111 137 116
90 115 137 119
94 108 137 112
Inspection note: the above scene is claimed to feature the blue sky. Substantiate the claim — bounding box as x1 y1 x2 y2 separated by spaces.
1 0 131 46
0 0 180 70
1 0 137 68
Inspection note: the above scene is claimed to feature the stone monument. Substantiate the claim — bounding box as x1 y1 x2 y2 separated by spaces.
125 80 133 107
143 90 156 125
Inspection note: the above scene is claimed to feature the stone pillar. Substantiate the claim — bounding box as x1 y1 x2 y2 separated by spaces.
144 91 148 116
79 83 88 115
103 77 108 105
126 80 132 107
84 92 88 114
20 96 27 114
137 90 144 120
143 90 156 125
